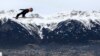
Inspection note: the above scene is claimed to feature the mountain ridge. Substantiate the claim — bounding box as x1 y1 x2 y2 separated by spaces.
0 10 100 44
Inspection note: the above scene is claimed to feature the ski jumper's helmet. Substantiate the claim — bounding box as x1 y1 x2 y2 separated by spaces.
29 8 33 12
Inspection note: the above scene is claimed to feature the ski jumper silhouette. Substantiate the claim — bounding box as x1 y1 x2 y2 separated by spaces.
16 8 33 19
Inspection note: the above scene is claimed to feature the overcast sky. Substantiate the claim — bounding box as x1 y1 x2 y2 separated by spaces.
0 0 100 14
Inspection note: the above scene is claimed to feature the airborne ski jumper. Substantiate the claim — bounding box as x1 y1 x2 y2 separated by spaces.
16 8 33 19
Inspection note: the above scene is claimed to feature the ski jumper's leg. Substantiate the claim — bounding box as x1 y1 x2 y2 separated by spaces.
22 13 26 18
16 13 22 19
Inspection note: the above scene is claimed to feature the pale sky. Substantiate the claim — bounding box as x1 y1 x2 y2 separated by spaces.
0 0 100 14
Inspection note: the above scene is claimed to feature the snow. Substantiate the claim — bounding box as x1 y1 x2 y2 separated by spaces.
0 10 100 39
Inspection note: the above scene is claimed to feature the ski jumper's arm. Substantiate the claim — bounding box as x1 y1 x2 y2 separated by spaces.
19 9 26 10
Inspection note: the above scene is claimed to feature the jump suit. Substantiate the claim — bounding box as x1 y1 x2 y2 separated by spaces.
16 9 29 19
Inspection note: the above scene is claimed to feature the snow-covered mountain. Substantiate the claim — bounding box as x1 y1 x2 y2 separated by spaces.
0 10 100 44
